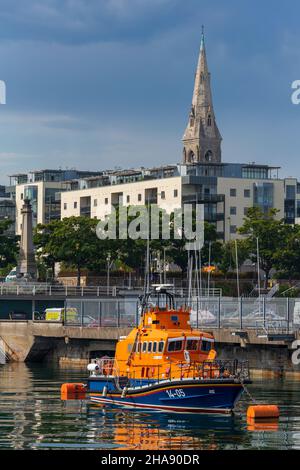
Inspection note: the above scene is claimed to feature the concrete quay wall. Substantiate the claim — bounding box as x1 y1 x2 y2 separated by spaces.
0 321 299 377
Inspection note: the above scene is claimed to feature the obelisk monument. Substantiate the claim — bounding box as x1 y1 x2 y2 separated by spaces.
17 198 37 280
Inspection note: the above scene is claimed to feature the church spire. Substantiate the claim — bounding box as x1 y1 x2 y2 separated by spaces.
183 30 222 164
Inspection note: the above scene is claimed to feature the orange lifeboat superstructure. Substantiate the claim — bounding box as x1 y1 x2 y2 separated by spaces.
114 291 217 383
86 286 251 414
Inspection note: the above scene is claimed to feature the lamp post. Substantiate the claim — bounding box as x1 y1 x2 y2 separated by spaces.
106 252 112 295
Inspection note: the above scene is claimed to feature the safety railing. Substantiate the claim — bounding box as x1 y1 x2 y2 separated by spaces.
63 296 300 332
94 359 251 388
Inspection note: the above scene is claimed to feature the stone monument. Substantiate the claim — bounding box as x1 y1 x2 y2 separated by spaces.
17 198 37 280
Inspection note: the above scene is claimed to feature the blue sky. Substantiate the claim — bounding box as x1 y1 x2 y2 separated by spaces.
0 0 299 184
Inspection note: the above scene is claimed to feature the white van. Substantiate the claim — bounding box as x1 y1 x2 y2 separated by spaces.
5 267 17 282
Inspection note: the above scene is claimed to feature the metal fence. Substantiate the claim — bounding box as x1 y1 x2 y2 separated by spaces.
64 296 300 332
0 283 221 298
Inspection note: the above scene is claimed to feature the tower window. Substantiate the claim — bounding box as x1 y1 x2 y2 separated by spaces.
207 114 212 126
188 151 195 163
204 150 213 162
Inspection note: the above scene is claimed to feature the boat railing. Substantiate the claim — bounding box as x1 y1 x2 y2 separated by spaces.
94 357 120 378
124 359 250 388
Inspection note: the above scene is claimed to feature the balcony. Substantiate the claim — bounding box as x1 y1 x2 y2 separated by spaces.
182 194 225 204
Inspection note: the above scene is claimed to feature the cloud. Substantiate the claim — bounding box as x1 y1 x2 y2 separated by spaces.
0 0 181 45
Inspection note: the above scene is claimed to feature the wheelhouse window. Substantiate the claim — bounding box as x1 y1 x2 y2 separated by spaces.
186 339 199 351
142 342 147 353
147 342 152 353
158 341 165 353
201 339 213 352
153 342 157 353
167 338 183 352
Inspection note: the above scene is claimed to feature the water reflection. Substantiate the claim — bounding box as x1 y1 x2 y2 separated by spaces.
0 363 299 449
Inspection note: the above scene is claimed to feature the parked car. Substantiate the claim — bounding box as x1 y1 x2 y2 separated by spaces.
5 267 17 282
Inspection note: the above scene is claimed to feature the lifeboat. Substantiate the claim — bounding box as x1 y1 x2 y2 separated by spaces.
86 285 251 414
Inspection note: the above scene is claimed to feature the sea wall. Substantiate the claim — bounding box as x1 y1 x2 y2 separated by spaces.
0 321 299 378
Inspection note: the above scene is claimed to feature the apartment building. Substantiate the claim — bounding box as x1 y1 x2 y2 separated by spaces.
59 161 290 242
11 169 102 235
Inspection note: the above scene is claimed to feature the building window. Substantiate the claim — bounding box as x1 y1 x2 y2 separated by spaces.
253 182 274 214
74 202 77 209
286 185 296 200
207 114 212 126
244 189 250 198
21 193 24 200
244 207 250 216
230 207 237 215
161 191 165 199
138 194 142 202
230 188 236 197
174 189 178 198
93 199 97 207
230 225 237 234
105 198 108 205
126 195 130 203
64 203 67 210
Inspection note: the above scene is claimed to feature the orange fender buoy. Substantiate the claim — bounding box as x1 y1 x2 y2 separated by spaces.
247 405 279 420
60 383 86 399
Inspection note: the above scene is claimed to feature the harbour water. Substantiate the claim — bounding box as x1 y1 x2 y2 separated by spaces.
0 363 299 450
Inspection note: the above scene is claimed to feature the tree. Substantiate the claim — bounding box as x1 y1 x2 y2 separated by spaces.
169 221 222 274
35 217 101 286
219 239 250 277
273 224 300 280
238 207 286 287
0 219 19 272
34 220 61 279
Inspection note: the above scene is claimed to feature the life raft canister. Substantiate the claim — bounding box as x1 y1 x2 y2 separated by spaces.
184 350 191 364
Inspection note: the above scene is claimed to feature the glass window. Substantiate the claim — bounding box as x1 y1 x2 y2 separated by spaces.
127 195 130 203
158 341 165 353
230 188 236 197
64 203 67 210
142 342 147 353
286 185 296 200
244 207 249 216
253 182 274 214
167 340 183 352
201 340 212 352
161 191 165 199
171 315 178 322
138 194 142 202
74 201 77 209
148 342 152 353
186 339 199 351
105 198 108 205
174 189 178 198
230 225 237 234
230 206 236 215
244 189 250 198
153 342 157 353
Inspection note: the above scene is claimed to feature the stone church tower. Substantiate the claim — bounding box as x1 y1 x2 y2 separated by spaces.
183 30 222 164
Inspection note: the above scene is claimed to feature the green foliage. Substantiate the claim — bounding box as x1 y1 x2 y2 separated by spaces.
35 217 106 286
0 219 19 269
238 207 287 285
219 239 250 276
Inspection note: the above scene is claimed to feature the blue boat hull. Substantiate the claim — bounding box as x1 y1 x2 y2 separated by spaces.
88 377 247 414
